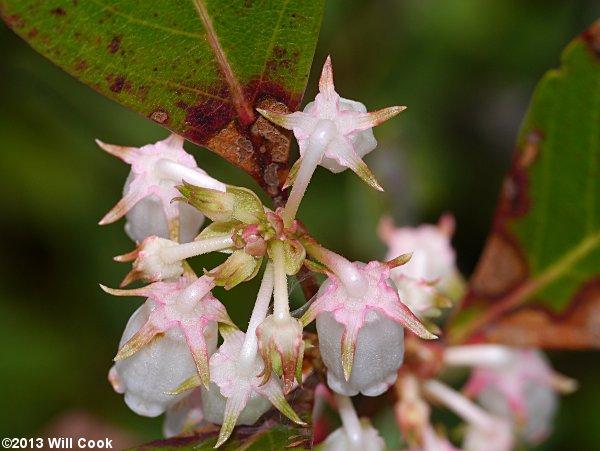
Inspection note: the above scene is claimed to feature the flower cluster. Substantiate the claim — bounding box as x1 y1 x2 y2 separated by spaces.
98 57 575 450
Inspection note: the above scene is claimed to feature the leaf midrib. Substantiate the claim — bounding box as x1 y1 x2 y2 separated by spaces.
191 0 255 125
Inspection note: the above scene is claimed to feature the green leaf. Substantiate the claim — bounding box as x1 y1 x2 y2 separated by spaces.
447 20 600 348
127 375 318 450
0 0 324 194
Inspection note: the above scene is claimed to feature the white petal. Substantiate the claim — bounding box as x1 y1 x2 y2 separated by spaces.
317 311 404 397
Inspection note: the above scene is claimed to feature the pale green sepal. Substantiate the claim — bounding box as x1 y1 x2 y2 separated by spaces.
218 323 240 340
176 181 235 222
303 259 329 274
257 380 306 426
283 239 306 276
295 340 305 385
341 323 360 381
350 156 384 191
215 391 247 448
114 322 161 361
208 250 262 290
167 373 202 395
283 157 302 189
227 185 267 224
385 252 413 269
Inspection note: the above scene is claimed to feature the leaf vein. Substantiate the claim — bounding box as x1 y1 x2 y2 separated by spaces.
89 0 204 39
190 0 255 125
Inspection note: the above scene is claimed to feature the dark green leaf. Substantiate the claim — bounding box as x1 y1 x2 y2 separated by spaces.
448 20 600 348
0 0 324 196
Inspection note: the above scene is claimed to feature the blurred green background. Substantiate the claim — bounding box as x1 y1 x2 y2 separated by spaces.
1 0 600 449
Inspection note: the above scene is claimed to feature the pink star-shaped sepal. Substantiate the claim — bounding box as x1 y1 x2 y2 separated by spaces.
101 274 233 388
301 261 436 381
97 134 225 239
207 328 305 447
258 56 406 191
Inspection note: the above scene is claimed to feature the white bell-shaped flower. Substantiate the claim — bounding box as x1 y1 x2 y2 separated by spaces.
301 256 435 397
109 300 213 417
317 310 404 397
97 133 226 242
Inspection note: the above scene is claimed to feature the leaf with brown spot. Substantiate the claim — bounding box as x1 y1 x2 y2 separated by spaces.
0 0 324 197
447 19 600 349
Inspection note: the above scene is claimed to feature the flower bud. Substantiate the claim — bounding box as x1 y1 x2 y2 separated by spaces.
109 300 214 417
127 236 184 284
256 314 304 394
238 224 267 257
317 310 404 397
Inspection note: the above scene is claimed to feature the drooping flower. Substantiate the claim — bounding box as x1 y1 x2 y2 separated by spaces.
256 314 304 394
379 214 457 284
301 254 436 397
378 215 459 317
107 300 209 417
201 328 305 447
102 274 233 388
97 133 226 242
258 56 406 191
462 347 576 444
317 309 405 397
